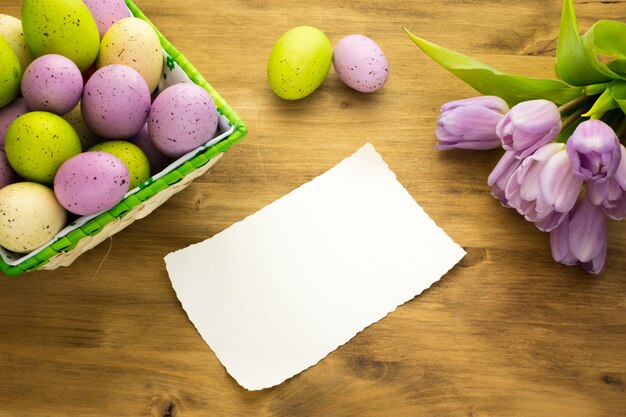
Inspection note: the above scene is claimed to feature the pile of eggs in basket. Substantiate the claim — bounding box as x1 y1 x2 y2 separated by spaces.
0 0 219 253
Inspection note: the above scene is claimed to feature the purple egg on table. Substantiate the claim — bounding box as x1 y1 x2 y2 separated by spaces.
54 151 130 216
21 54 83 115
0 148 16 189
333 35 389 93
81 64 151 139
148 83 218 158
82 0 131 39
130 123 173 174
0 98 29 147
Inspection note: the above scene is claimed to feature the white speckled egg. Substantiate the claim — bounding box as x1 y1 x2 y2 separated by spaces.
21 54 83 115
82 0 130 39
97 17 163 92
333 35 389 93
0 97 29 146
0 148 16 188
0 14 34 73
148 83 218 157
0 182 66 253
81 64 151 139
54 151 130 216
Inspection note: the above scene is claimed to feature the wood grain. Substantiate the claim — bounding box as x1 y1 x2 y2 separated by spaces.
1 1 625 416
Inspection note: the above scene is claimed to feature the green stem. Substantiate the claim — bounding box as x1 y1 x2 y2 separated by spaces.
561 106 587 130
557 94 594 116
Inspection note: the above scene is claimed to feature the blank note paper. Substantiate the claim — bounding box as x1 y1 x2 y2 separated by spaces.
165 143 465 390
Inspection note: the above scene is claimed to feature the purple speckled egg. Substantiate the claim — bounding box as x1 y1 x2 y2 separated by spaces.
0 98 29 146
148 83 218 158
54 151 130 216
130 123 173 174
21 54 84 115
82 0 131 39
333 35 389 93
81 64 151 139
0 148 16 188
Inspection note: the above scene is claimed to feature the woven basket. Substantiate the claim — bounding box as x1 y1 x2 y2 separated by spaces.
0 0 247 276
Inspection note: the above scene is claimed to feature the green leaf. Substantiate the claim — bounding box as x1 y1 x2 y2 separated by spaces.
582 84 618 119
555 0 614 86
403 27 583 106
581 20 626 79
611 81 626 115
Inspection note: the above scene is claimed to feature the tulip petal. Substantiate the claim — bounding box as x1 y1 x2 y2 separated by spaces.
568 196 606 263
540 151 583 213
441 95 509 114
550 218 577 265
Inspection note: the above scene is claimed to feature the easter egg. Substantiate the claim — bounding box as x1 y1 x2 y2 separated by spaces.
130 123 173 174
22 54 83 115
21 0 100 72
148 83 218 157
0 35 21 108
54 151 129 216
0 98 29 146
333 35 389 93
0 14 34 73
89 141 150 190
0 182 66 253
5 111 82 184
82 0 130 39
81 64 151 139
97 17 163 92
267 26 333 100
62 102 102 150
0 148 16 189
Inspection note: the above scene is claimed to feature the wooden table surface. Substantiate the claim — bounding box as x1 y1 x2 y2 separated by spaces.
1 0 625 416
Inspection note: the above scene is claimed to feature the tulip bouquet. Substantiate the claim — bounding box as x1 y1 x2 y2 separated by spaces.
404 0 626 275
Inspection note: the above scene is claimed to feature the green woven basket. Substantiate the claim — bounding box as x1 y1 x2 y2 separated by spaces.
0 0 247 276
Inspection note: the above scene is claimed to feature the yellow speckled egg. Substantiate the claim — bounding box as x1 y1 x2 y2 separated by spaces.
267 26 333 100
0 182 66 253
0 14 34 73
89 140 150 190
97 17 163 92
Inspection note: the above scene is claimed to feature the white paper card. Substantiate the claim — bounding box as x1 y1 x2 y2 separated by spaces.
165 143 465 390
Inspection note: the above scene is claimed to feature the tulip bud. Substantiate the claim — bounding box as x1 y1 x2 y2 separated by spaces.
566 119 621 184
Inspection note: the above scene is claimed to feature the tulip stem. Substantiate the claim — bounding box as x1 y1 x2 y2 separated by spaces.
557 94 594 116
561 106 587 131
615 116 626 139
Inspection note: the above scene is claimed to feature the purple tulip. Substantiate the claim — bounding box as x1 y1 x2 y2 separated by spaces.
488 151 522 207
436 96 508 151
497 99 562 158
566 120 621 186
550 194 607 275
504 143 568 231
539 148 584 220
587 144 626 220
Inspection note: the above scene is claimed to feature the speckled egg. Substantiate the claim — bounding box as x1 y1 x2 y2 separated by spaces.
130 123 173 174
0 148 16 188
97 17 163 92
0 182 66 253
89 141 150 190
0 98 29 146
267 26 333 100
54 151 129 216
21 54 83 115
4 111 82 184
82 0 130 39
148 83 218 157
333 35 389 93
0 14 34 73
81 64 151 139
62 102 102 150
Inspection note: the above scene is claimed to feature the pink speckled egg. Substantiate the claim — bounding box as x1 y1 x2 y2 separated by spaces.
0 148 16 188
82 0 131 39
0 98 29 146
130 123 173 174
333 35 389 93
148 83 218 157
54 151 130 216
21 54 83 115
81 64 151 139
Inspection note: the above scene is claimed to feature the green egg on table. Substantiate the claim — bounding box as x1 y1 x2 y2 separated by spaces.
0 35 21 108
89 141 150 190
21 0 100 72
267 26 333 100
4 111 82 184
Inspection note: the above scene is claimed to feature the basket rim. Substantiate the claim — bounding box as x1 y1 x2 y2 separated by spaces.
0 0 248 276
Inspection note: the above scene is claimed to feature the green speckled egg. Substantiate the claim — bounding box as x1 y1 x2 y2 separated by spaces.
21 0 100 72
5 111 82 184
89 141 150 190
0 35 21 108
0 182 66 253
267 26 333 100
